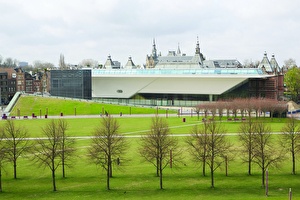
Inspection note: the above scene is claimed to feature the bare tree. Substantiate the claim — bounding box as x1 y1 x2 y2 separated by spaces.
59 54 67 69
215 101 227 120
186 123 209 176
238 120 256 175
33 120 63 191
3 57 17 68
275 101 288 118
203 121 230 188
0 130 7 192
252 122 283 188
243 59 260 68
140 116 179 189
280 117 300 174
80 59 98 68
196 103 209 118
57 119 75 178
32 60 55 70
284 58 297 69
3 120 30 179
194 106 201 120
89 115 127 190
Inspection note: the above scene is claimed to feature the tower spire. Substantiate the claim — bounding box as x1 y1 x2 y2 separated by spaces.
195 36 200 55
152 38 157 58
177 42 181 55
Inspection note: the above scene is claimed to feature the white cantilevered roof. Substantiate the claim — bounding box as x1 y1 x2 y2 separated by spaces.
91 69 273 98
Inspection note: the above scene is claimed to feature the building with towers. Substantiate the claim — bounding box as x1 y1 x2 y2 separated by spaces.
90 38 284 106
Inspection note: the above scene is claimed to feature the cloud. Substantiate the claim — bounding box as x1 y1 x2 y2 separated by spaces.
0 0 299 66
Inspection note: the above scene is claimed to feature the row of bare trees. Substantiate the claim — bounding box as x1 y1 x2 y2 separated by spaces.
0 120 75 192
33 120 75 191
84 113 297 192
1 114 300 192
0 120 30 192
187 116 300 190
194 98 287 121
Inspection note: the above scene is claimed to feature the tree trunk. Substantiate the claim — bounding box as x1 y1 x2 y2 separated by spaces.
62 149 65 178
13 145 17 179
202 157 206 176
13 160 17 179
52 168 56 191
107 155 111 190
261 167 265 188
0 167 2 192
225 156 228 176
211 157 214 188
248 151 252 175
62 159 65 178
292 150 295 175
156 157 159 177
159 157 163 189
211 165 214 188
109 162 113 178
107 163 110 190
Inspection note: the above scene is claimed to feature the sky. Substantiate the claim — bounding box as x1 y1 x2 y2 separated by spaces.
0 0 299 67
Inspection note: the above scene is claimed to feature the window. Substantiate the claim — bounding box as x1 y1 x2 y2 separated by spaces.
52 80 59 88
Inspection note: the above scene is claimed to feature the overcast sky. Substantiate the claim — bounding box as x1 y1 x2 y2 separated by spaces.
0 0 299 67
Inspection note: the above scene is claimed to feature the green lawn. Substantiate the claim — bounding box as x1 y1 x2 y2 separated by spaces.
9 95 176 116
0 96 297 199
0 115 298 200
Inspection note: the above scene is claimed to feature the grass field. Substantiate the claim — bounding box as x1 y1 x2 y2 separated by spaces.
0 115 299 200
1 96 299 199
9 95 176 116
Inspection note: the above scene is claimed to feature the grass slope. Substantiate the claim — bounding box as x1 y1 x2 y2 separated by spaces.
9 95 174 116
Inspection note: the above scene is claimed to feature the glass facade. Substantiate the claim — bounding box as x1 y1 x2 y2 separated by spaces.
92 68 264 76
50 70 91 100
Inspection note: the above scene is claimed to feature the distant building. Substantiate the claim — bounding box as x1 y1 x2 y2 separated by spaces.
0 69 16 104
50 70 92 100
146 38 235 69
0 67 43 104
124 56 136 69
18 62 28 67
104 55 121 69
258 52 281 74
92 39 284 106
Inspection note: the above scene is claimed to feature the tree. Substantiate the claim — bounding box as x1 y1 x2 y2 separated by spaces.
89 115 127 190
284 66 300 101
243 59 260 68
59 54 67 69
252 122 283 188
215 101 227 120
32 61 55 71
80 59 99 68
203 121 230 188
186 123 209 176
57 119 75 178
140 116 179 189
194 106 201 120
3 120 30 179
33 120 63 191
284 58 297 69
280 117 300 174
3 57 17 68
0 129 7 192
238 120 256 175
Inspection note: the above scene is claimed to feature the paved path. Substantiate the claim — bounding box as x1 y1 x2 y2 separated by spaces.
3 113 182 120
